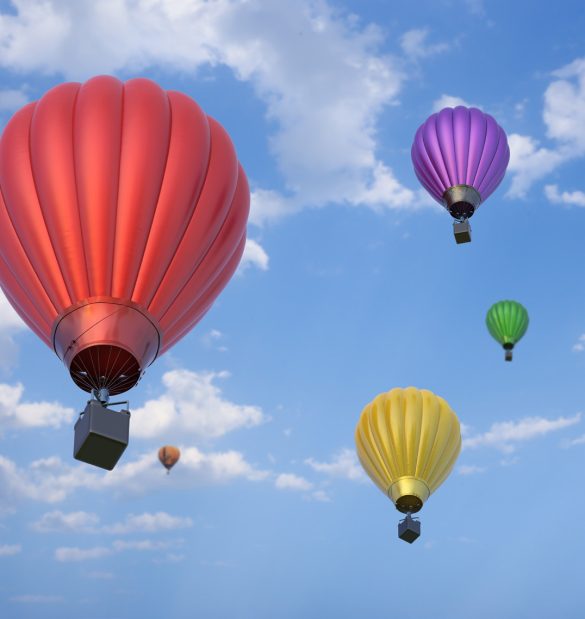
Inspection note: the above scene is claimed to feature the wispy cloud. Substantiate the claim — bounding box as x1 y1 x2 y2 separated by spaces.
305 448 366 481
32 511 193 535
572 334 585 352
275 473 313 491
32 511 99 533
0 543 21 556
432 94 475 112
239 239 269 272
55 538 182 562
457 464 486 476
546 184 585 208
463 414 581 453
55 546 112 562
400 28 450 61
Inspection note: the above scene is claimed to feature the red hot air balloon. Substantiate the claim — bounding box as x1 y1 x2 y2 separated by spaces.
0 76 249 469
411 106 510 244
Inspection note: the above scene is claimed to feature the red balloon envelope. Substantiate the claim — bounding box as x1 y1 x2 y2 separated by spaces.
0 76 249 396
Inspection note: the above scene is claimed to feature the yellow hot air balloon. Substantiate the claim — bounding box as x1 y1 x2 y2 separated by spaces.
355 387 461 543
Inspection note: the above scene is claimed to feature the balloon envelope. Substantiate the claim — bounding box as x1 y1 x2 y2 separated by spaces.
411 106 510 219
0 76 249 395
158 446 181 472
355 387 461 513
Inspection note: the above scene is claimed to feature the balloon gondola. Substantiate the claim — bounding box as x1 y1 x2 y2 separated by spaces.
355 387 461 543
486 300 529 361
411 106 510 244
0 76 249 470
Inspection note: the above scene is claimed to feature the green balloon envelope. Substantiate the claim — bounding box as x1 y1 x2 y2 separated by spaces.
486 300 529 361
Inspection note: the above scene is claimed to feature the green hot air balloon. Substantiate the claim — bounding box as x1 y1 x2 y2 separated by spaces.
486 301 529 362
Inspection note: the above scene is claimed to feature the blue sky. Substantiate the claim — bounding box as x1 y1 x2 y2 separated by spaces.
1 1 585 617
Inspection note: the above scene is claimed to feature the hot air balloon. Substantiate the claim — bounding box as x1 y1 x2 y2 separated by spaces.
355 387 461 543
411 106 510 244
159 446 181 474
486 300 529 361
0 76 249 470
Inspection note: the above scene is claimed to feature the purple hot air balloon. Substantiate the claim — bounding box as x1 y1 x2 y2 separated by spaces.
411 106 510 244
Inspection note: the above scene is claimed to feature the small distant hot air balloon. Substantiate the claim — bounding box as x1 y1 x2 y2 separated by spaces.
158 446 181 474
355 387 461 543
411 106 510 243
486 300 529 361
0 76 249 470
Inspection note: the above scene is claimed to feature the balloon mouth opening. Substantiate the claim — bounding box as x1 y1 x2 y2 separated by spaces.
70 344 141 395
449 201 475 220
503 343 514 350
395 495 423 514
443 185 481 221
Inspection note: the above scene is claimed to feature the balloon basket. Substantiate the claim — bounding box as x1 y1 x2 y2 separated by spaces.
453 219 472 244
398 512 421 544
73 399 130 470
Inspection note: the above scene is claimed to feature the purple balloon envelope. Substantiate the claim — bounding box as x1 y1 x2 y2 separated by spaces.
411 106 510 243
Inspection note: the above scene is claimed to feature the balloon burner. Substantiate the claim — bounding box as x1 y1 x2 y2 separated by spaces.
398 512 421 544
73 393 130 470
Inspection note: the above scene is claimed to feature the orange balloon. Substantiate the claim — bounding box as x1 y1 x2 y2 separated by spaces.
158 446 181 473
0 75 249 396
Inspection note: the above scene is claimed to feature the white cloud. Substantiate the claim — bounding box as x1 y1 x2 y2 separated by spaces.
572 334 585 352
32 510 99 533
0 446 268 508
0 382 75 431
463 414 581 453
545 184 585 208
400 28 449 60
0 543 21 555
507 134 566 198
238 238 269 272
457 464 486 476
305 448 366 481
275 473 313 491
55 546 111 562
104 512 192 535
180 446 269 483
0 1 418 222
432 94 474 112
131 369 265 441
508 56 585 197
0 454 96 503
31 510 192 534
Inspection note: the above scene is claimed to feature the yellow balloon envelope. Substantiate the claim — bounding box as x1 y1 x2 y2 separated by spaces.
355 387 461 514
